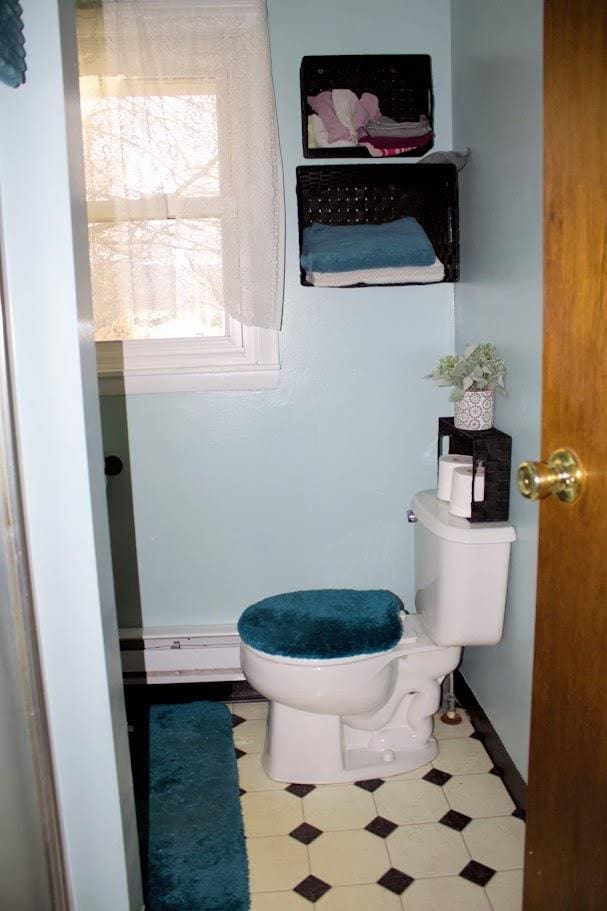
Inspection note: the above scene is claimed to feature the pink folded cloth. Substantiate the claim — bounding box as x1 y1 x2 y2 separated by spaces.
307 90 381 143
352 92 380 132
358 132 434 158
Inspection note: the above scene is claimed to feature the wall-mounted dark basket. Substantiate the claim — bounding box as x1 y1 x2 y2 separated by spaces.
296 163 459 286
300 54 434 159
438 417 512 523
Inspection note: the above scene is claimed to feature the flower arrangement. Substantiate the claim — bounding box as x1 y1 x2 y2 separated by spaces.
425 343 507 403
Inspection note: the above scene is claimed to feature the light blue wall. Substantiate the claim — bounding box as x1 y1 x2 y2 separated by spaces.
451 0 543 779
101 0 455 628
0 1 142 905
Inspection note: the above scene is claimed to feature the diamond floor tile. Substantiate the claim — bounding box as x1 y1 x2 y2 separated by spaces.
423 768 452 787
289 822 323 845
286 782 316 798
459 859 496 887
439 809 472 831
365 816 398 838
377 867 414 895
293 874 331 902
354 778 385 792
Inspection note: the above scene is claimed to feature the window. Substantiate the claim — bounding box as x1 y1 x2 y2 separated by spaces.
77 2 283 394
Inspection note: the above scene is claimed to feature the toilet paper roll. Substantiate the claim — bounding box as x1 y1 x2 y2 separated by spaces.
437 454 474 501
449 465 486 518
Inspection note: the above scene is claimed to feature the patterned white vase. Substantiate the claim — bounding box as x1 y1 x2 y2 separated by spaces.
454 390 495 431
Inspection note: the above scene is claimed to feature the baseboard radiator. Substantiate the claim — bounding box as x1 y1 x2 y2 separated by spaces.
119 625 244 684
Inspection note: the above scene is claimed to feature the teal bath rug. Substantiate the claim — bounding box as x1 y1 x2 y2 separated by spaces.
131 701 249 911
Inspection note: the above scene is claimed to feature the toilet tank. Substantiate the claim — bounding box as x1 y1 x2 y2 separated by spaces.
412 490 516 647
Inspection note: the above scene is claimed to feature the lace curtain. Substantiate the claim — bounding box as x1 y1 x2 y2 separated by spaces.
77 0 285 337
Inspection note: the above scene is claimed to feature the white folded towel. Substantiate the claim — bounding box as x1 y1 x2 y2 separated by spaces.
307 114 358 149
305 257 445 286
331 89 359 141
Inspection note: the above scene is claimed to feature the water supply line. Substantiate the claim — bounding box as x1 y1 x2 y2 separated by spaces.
440 672 462 725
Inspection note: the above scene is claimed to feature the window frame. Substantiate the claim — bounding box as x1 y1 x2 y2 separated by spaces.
81 75 280 394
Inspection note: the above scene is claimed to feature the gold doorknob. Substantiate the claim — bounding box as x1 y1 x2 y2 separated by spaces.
517 448 584 503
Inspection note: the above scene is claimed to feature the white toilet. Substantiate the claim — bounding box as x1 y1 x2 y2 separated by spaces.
239 490 516 784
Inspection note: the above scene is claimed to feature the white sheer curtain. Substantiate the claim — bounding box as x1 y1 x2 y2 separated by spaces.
77 0 285 337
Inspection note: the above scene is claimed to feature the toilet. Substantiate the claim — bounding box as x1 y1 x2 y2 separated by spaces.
238 489 516 784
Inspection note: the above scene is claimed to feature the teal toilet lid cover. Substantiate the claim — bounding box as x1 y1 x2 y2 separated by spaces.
238 589 403 660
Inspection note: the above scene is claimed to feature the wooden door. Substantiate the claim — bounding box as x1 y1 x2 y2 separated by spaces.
523 2 607 908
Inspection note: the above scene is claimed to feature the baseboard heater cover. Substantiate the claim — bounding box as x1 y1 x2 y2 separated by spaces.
119 624 244 684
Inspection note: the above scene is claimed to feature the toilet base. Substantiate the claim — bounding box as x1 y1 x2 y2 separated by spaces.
262 700 439 784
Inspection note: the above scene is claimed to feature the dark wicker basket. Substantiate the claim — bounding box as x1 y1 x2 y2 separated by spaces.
438 418 512 523
296 163 458 285
301 55 434 159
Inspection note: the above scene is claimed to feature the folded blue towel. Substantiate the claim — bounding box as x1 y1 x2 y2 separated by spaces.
301 216 436 273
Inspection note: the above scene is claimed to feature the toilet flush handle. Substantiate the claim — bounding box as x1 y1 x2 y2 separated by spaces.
406 509 417 523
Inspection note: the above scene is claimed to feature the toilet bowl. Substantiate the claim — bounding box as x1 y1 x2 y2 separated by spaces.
238 490 516 784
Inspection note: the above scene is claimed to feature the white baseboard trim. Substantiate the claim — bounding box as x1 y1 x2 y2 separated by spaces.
119 624 244 684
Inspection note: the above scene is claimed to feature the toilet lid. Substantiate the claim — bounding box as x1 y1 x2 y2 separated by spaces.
238 589 403 660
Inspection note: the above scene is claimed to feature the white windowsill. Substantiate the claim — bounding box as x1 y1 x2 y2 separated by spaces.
96 320 280 395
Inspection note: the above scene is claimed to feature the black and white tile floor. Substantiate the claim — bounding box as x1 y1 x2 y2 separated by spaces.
231 702 525 911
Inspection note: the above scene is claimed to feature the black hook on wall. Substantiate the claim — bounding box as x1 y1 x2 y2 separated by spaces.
104 455 124 477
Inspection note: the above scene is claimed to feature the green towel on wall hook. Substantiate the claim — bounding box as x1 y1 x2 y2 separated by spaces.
0 0 26 88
